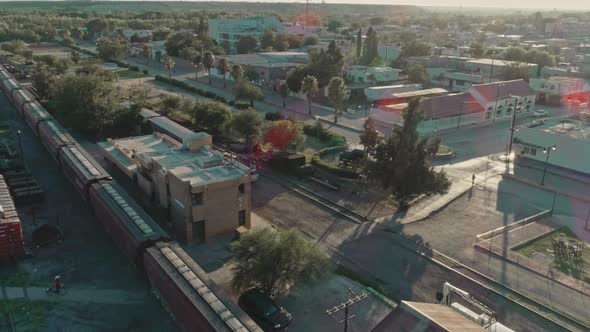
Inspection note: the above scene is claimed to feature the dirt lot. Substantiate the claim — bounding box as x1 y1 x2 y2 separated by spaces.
28 43 74 60
0 93 176 331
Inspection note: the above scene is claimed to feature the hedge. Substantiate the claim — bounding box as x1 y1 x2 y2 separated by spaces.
265 112 284 121
311 155 359 179
303 122 347 146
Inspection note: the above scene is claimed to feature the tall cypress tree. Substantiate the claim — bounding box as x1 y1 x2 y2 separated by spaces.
363 27 373 64
356 28 362 60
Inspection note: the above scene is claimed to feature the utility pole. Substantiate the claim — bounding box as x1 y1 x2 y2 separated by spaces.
306 0 309 28
325 288 367 332
506 95 521 172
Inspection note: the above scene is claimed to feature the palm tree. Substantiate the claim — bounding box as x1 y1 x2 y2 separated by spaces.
327 77 346 124
302 75 319 115
216 58 231 88
164 56 175 78
191 53 202 80
203 51 215 85
143 45 152 65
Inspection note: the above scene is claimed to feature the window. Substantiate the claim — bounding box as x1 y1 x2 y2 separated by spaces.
239 210 246 226
526 104 532 111
239 183 245 194
191 192 203 206
507 107 513 114
486 112 491 119
530 148 537 156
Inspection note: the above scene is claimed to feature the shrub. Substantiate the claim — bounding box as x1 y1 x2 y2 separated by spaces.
235 102 250 110
265 112 284 121
303 122 347 146
142 69 149 75
311 155 359 179
129 65 140 71
205 91 216 98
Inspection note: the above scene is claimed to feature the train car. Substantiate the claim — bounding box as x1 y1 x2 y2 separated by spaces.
22 101 52 136
88 181 169 265
143 241 260 332
0 78 20 100
12 89 34 115
147 116 195 144
37 120 76 161
58 144 111 200
0 66 10 83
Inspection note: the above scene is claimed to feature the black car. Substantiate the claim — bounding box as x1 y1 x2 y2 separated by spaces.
238 289 292 331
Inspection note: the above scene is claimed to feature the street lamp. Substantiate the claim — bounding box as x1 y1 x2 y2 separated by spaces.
540 144 557 186
16 129 23 161
506 95 522 170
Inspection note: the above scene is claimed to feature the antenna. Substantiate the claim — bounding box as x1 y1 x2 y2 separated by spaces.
325 288 368 332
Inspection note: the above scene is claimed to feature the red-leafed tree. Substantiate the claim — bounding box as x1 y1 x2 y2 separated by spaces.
263 120 303 151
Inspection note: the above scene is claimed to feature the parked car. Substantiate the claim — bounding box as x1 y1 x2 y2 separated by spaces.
533 109 548 117
238 289 292 331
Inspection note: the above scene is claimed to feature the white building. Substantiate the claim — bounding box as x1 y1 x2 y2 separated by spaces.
208 16 283 54
121 29 153 41
513 120 590 175
346 66 401 84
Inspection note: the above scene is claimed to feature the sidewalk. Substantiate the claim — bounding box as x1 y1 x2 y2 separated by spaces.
1 286 147 304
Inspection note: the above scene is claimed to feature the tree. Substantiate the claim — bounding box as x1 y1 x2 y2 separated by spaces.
178 48 202 80
368 56 385 67
501 62 531 81
231 108 262 144
327 20 343 32
279 82 289 107
303 35 319 46
525 49 555 76
273 39 290 52
286 35 303 49
263 120 303 151
359 118 382 157
126 84 150 110
63 36 75 47
401 40 431 57
233 80 263 106
236 35 258 54
307 41 344 87
157 94 183 116
203 51 215 85
407 64 429 85
50 71 124 138
362 27 379 65
368 98 450 207
155 50 163 64
86 18 109 37
96 37 128 61
143 45 152 65
469 43 485 58
356 28 362 59
32 65 52 100
70 50 81 64
502 47 527 62
286 66 308 93
231 227 328 297
164 56 175 78
302 75 319 115
216 58 231 88
261 30 276 50
231 64 244 82
192 101 232 137
327 77 346 123
165 32 198 57
21 49 33 63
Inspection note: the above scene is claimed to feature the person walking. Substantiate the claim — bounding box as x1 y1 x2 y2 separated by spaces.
53 275 62 294
472 173 476 186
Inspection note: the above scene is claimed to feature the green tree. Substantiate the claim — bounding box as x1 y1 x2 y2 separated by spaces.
502 46 527 62
233 80 263 106
236 35 258 54
158 94 183 116
286 66 308 93
192 101 232 137
327 20 343 32
203 51 215 85
165 32 198 57
231 64 244 82
306 41 344 87
362 27 379 65
231 227 328 296
86 18 109 37
356 28 362 59
401 40 431 57
359 118 382 157
501 62 531 81
164 56 175 78
302 75 319 115
303 35 319 46
70 50 81 64
273 39 290 52
231 108 262 144
407 64 429 85
525 49 555 76
469 43 485 58
279 82 289 107
96 37 128 61
31 65 52 100
143 45 152 65
216 58 231 88
126 83 150 110
261 30 276 50
368 98 450 207
328 77 346 123
21 49 33 63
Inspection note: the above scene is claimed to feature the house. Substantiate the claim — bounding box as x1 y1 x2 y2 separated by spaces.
469 79 536 122
465 59 538 82
364 84 422 102
428 68 484 92
121 29 153 42
513 119 590 175
346 66 401 84
529 76 590 106
99 130 252 244
208 16 283 54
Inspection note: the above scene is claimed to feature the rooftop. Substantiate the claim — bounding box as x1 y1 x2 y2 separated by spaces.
391 88 448 99
471 79 535 102
421 93 484 119
466 58 537 67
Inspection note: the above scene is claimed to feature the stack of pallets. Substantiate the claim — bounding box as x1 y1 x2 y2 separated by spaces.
3 170 43 204
0 175 24 258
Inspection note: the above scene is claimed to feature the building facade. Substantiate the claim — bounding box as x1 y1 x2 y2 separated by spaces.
100 131 252 244
208 16 283 54
346 65 401 84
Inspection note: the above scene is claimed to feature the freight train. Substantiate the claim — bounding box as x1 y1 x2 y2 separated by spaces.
0 64 259 332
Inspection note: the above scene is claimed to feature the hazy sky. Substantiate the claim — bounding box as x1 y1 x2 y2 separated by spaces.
213 0 589 10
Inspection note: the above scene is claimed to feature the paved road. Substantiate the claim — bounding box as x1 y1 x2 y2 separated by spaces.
1 286 147 304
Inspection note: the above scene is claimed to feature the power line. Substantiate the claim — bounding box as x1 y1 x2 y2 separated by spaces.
325 288 368 332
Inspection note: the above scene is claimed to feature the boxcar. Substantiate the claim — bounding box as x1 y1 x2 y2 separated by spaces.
0 66 10 83
143 241 259 332
57 144 111 199
23 102 52 136
38 120 76 161
1 78 20 100
12 89 34 116
88 181 169 264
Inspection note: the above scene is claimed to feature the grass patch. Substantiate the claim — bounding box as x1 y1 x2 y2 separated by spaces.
514 226 590 283
0 268 44 287
335 264 398 303
116 69 149 79
0 299 55 332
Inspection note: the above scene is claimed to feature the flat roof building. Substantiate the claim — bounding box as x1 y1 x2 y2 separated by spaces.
100 130 251 244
